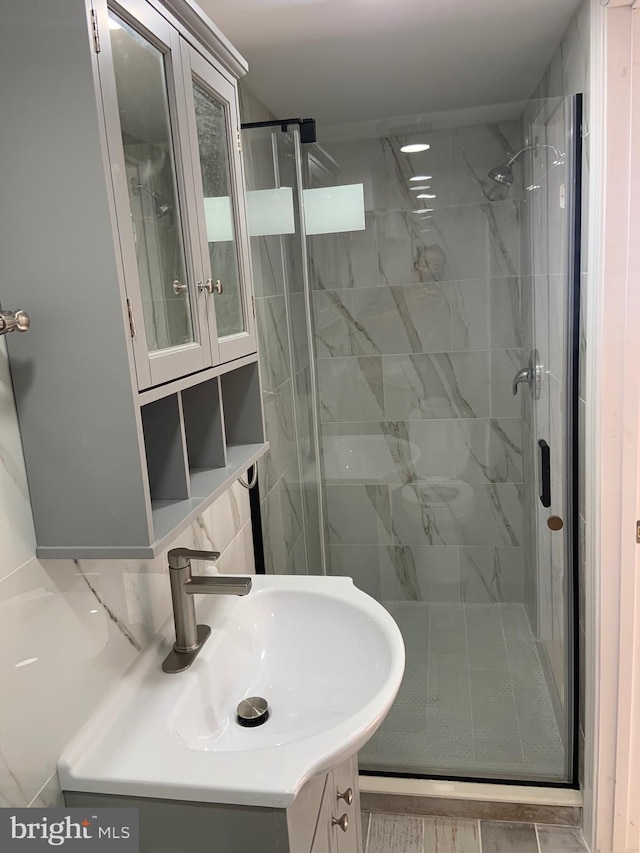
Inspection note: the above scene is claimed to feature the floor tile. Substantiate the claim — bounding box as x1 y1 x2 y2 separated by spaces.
423 817 481 852
536 825 588 852
367 814 423 853
480 821 539 853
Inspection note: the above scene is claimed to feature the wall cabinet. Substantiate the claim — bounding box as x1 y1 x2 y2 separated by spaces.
65 755 363 853
0 0 266 558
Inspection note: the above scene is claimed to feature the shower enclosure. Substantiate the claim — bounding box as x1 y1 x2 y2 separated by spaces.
241 93 581 786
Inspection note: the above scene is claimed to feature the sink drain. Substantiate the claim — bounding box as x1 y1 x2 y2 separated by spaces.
236 696 269 727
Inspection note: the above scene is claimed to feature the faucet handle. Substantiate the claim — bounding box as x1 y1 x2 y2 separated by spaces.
168 548 221 570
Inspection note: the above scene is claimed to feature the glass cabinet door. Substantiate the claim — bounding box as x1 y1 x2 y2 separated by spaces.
98 0 213 388
181 42 257 363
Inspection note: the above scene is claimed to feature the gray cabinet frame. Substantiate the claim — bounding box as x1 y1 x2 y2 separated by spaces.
0 0 266 559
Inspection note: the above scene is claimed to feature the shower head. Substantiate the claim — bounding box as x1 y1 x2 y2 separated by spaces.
488 162 514 187
488 142 565 187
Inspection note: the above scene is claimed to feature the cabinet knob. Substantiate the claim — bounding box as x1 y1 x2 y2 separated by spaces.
198 279 222 294
0 309 30 335
332 814 349 833
337 788 353 806
172 280 188 295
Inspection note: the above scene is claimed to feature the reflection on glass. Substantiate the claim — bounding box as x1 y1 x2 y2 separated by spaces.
192 81 245 338
109 12 194 352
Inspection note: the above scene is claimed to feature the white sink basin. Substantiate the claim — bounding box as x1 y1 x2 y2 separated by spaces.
58 575 405 808
322 435 421 481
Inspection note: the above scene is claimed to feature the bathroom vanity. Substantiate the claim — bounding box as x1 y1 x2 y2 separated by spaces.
0 0 266 559
58 575 405 853
65 755 362 853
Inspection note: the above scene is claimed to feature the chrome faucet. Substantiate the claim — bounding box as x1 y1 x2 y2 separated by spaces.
162 548 252 674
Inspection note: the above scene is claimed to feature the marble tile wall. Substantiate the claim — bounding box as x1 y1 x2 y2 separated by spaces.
310 118 527 603
239 84 323 577
520 0 590 760
0 320 255 807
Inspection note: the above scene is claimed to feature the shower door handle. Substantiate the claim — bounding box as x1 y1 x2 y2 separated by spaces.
539 439 551 508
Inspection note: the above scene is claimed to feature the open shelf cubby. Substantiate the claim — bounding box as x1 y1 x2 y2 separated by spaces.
144 360 266 553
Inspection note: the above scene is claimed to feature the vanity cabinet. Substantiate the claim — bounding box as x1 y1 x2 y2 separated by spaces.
64 755 363 853
0 0 266 558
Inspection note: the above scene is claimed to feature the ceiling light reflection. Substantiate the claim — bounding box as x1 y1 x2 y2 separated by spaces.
401 143 430 153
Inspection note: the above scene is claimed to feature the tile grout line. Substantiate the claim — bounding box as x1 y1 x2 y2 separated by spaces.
534 822 542 853
477 818 483 853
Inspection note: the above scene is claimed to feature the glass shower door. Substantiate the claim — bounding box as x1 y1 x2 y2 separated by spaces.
240 123 325 578
304 95 581 784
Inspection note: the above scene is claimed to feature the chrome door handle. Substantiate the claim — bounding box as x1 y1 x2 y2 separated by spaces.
512 367 532 396
512 349 542 399
172 280 188 295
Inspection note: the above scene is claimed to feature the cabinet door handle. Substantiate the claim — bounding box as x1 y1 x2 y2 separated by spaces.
198 279 222 295
172 280 188 295
332 814 349 832
337 788 353 805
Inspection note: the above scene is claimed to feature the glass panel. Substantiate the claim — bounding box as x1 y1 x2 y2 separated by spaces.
192 81 245 338
109 12 194 353
298 97 579 784
241 125 325 578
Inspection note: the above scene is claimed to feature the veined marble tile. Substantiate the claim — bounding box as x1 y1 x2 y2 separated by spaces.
249 234 285 298
216 520 255 576
29 773 64 808
294 366 315 469
257 378 296 498
281 462 305 560
548 273 567 383
260 480 285 574
288 291 310 373
459 547 524 604
321 420 455 484
375 130 453 210
318 356 384 423
308 211 378 290
0 558 143 806
548 374 564 477
390 482 523 547
376 201 520 288
283 530 308 575
312 289 352 358
451 120 524 206
383 352 490 420
254 294 292 392
451 277 521 351
196 479 251 556
0 342 36 583
348 283 452 355
325 483 390 546
379 545 460 602
327 544 382 599
454 418 523 485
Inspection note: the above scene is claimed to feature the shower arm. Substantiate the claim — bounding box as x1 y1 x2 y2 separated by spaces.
505 142 564 167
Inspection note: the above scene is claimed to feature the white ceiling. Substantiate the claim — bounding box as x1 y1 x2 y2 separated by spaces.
201 0 582 127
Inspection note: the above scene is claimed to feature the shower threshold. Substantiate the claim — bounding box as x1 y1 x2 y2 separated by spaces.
358 777 582 826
